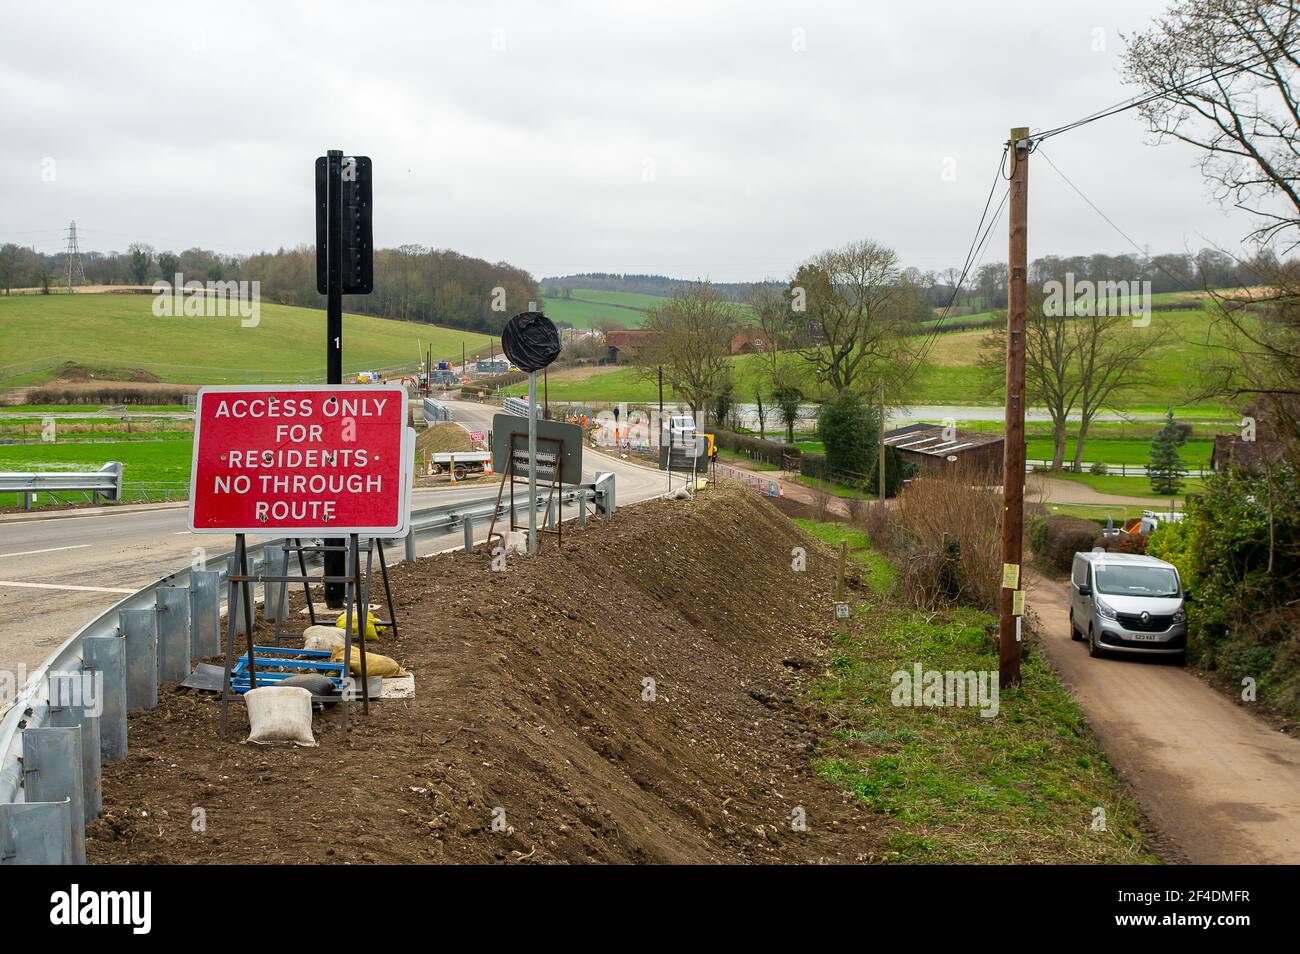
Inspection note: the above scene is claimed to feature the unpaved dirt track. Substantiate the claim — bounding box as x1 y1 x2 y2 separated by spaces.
1028 572 1300 864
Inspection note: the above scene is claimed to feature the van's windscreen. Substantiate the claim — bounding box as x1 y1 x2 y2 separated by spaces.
1094 564 1179 597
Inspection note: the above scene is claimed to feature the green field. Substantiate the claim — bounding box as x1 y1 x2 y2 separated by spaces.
538 290 656 329
0 295 491 386
1024 437 1212 467
511 303 1235 419
0 438 193 506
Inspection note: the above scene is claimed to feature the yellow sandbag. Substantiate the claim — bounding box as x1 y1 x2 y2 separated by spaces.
334 611 380 641
330 646 407 677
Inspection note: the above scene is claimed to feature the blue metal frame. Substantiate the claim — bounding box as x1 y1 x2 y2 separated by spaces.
230 646 345 694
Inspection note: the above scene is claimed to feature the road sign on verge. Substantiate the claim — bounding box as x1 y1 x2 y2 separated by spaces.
490 414 583 484
188 384 409 535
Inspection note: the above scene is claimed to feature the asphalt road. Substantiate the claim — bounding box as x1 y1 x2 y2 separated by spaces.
0 396 667 681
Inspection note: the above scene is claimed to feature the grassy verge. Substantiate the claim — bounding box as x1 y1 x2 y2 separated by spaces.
715 448 779 471
792 474 875 500
792 519 1155 863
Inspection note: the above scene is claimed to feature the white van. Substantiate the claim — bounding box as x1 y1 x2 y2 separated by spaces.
1069 551 1187 661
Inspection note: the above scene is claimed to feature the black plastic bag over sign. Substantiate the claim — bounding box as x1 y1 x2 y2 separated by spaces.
501 311 562 373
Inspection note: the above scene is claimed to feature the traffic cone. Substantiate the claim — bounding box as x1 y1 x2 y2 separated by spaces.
484 459 494 476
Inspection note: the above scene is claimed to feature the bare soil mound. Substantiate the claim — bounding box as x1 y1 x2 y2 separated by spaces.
88 486 882 864
415 421 474 457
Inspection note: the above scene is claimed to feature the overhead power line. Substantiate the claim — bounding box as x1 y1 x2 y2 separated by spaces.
1031 44 1300 145
1036 146 1199 293
913 146 1010 365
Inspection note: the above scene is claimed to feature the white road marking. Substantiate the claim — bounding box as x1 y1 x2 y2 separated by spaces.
0 544 92 559
0 580 137 594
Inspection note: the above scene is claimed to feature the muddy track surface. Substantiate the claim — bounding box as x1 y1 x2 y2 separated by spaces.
1028 571 1300 864
88 486 886 864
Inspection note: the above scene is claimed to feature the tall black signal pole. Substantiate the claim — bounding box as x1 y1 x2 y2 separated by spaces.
324 150 345 606
316 148 373 608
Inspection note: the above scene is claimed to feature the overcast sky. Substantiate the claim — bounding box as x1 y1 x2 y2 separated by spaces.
0 0 1263 282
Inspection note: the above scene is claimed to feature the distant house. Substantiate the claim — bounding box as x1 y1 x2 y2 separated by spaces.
884 423 1004 478
730 329 766 355
1210 401 1295 473
1210 434 1286 473
605 330 655 364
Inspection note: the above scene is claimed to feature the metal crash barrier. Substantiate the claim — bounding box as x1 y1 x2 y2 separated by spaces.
0 462 123 510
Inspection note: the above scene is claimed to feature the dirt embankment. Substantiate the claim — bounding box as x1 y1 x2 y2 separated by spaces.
88 486 882 864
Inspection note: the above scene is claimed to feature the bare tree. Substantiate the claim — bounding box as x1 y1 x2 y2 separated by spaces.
0 244 21 295
1124 0 1300 248
634 281 738 424
127 243 154 285
746 281 788 378
982 294 1158 470
787 239 926 396
981 292 1080 470
1070 312 1161 469
1127 1 1300 458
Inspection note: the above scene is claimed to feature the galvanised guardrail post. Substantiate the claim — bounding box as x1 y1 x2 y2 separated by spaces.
83 637 126 762
264 548 289 623
190 570 220 658
23 726 86 864
121 608 158 713
46 702 101 822
463 516 475 553
0 799 73 865
156 587 190 685
227 555 247 637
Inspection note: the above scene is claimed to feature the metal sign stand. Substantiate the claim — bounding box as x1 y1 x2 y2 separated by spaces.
486 432 565 552
268 538 400 646
219 534 401 733
218 534 258 734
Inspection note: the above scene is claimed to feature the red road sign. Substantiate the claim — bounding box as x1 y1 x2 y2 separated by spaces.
468 430 486 443
188 384 409 535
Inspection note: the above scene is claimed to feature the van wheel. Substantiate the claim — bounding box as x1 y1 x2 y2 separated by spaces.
1069 613 1082 641
1088 626 1103 658
454 464 468 481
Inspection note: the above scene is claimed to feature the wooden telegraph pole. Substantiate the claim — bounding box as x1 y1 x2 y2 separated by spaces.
878 378 886 505
999 127 1029 688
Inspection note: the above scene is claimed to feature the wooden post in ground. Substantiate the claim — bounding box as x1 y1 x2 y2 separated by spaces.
836 539 848 638
999 127 1030 689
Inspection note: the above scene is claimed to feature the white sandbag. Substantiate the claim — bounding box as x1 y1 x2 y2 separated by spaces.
302 625 346 653
244 686 317 747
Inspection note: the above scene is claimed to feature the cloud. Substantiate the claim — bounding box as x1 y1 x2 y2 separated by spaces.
0 0 1265 280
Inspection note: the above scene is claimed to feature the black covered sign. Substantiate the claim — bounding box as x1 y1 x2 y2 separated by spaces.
501 311 561 373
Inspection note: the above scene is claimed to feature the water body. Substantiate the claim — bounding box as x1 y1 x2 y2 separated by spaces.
729 403 1220 432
